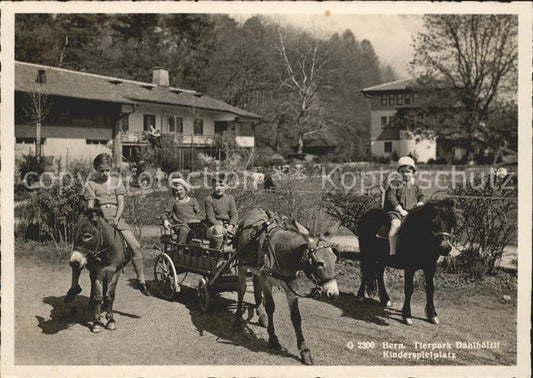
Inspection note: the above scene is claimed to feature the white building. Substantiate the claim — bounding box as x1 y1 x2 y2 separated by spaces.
362 78 436 163
15 62 261 168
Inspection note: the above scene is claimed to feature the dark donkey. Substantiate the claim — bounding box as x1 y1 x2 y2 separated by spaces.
356 199 456 325
68 209 132 332
233 208 340 365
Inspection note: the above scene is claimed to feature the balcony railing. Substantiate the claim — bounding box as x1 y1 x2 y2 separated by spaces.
120 131 217 146
120 132 254 148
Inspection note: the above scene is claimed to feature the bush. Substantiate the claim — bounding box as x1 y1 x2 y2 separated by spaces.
18 159 92 244
16 153 53 185
141 135 182 174
323 189 382 236
449 172 517 275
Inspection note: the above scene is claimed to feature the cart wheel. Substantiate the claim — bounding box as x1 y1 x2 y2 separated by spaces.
198 277 211 313
154 253 178 300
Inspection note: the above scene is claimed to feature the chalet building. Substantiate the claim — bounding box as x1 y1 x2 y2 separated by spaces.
362 78 436 163
15 61 261 169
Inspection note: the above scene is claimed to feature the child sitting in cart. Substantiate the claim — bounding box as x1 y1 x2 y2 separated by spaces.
204 174 238 250
162 178 204 243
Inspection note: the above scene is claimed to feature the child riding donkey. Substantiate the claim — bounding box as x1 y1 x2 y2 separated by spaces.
65 153 150 301
384 156 425 256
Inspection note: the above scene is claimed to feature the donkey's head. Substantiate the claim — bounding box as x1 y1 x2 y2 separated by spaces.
293 220 340 301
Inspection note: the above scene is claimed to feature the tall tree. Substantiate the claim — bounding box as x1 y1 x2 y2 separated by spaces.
275 27 332 154
409 14 518 160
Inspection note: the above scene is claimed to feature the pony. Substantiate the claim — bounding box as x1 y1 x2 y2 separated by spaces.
356 199 456 325
233 208 339 365
66 209 132 332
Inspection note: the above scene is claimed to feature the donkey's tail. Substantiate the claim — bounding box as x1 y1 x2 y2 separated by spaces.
359 239 378 297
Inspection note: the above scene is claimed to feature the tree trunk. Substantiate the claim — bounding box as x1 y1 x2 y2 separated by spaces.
36 122 42 162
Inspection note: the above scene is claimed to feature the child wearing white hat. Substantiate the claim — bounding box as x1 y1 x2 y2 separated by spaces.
384 156 425 256
162 178 203 243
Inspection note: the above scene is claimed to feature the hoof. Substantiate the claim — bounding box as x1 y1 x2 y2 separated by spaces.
268 336 282 350
91 322 105 333
383 300 392 307
356 295 365 302
64 285 82 303
106 319 116 331
403 317 413 326
429 316 440 325
258 313 268 328
301 348 314 365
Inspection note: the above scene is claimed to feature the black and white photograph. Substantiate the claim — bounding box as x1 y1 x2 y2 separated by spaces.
1 2 531 376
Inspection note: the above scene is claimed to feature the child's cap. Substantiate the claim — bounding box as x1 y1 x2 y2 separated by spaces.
170 178 192 193
397 156 416 172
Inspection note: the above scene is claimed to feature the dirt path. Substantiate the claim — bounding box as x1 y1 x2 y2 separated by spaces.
15 256 516 366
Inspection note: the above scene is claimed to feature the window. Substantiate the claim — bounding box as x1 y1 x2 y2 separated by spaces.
143 114 156 132
86 139 109 145
194 119 203 135
16 137 46 145
175 117 183 133
215 121 228 134
381 116 388 129
384 142 392 153
381 94 387 106
388 94 395 106
397 93 404 106
120 116 129 132
404 93 411 105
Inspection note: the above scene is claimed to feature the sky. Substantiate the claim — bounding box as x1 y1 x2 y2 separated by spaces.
232 14 425 78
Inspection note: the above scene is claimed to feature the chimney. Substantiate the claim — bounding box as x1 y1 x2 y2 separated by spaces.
36 69 47 84
152 67 169 87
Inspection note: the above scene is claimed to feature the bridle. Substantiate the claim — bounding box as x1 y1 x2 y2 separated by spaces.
299 238 337 297
73 218 113 263
432 230 457 250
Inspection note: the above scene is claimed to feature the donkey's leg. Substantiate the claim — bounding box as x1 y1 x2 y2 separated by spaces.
262 278 281 350
401 268 415 325
64 267 82 303
377 263 391 307
105 269 121 331
253 275 267 327
284 281 313 365
423 266 439 324
90 271 105 333
88 274 96 310
356 266 366 302
233 265 248 332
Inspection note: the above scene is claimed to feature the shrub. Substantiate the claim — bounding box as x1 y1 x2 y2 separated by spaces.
18 159 92 244
323 190 382 236
16 153 52 185
449 172 517 275
141 135 182 174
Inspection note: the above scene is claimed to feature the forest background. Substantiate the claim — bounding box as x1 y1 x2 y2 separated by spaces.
15 14 398 164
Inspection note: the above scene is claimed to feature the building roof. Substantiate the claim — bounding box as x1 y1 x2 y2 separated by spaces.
375 127 400 141
362 78 415 94
15 61 261 120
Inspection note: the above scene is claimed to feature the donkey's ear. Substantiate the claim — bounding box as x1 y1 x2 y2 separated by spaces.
293 220 312 244
322 220 342 241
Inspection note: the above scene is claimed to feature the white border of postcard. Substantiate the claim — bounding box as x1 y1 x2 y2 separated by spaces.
2 1 531 377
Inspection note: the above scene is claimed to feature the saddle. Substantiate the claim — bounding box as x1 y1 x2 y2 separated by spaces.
254 219 283 274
